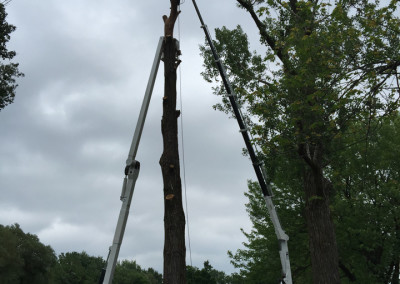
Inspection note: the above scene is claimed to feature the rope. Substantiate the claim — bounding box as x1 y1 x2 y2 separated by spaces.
177 3 193 268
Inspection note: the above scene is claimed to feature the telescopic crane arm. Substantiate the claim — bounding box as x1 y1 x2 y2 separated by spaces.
191 1 292 283
100 37 165 284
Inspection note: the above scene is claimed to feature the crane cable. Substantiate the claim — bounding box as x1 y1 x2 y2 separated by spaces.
177 1 193 268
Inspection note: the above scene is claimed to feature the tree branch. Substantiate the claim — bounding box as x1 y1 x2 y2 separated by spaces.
339 261 357 282
236 0 285 63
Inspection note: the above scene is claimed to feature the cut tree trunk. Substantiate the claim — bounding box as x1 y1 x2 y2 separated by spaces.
160 1 186 283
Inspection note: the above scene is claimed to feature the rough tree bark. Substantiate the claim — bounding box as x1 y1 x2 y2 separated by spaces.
299 143 341 284
296 100 341 283
159 1 186 284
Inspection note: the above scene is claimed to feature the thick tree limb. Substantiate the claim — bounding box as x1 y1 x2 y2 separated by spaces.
236 0 285 63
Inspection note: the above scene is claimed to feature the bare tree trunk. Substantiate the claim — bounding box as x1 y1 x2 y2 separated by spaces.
160 1 186 283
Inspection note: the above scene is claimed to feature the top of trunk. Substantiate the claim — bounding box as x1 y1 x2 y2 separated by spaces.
162 0 181 37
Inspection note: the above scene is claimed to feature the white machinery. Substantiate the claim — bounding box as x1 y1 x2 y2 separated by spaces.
99 37 165 284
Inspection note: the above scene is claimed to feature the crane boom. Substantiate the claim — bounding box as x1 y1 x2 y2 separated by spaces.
191 1 292 283
100 36 164 284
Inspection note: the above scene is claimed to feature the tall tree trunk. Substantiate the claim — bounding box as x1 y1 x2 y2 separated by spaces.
301 145 341 284
160 1 186 283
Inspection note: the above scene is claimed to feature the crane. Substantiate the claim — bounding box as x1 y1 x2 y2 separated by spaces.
99 3 292 283
191 1 293 283
98 37 165 284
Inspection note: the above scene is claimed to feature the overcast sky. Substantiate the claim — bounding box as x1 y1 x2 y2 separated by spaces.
0 0 266 274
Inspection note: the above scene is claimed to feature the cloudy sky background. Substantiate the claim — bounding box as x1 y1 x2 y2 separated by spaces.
0 0 267 274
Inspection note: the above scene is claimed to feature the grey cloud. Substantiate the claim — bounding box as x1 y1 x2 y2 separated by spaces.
0 0 258 275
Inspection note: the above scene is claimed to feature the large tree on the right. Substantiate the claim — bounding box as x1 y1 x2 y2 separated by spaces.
200 0 400 283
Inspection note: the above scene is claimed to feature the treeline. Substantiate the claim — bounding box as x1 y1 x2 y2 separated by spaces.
0 223 244 284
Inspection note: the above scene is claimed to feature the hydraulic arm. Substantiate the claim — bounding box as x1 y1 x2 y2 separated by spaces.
191 1 292 283
100 37 164 284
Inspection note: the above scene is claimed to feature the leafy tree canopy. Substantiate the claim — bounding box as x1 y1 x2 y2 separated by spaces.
113 259 163 284
0 224 244 284
52 251 105 284
0 2 23 111
187 260 245 284
200 0 400 282
0 223 57 284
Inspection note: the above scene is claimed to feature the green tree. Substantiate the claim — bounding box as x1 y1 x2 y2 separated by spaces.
228 114 400 283
0 2 23 111
229 181 311 283
0 223 56 284
52 251 105 284
143 267 163 284
186 260 238 284
200 0 400 283
0 224 163 284
52 252 162 284
0 224 24 283
331 114 400 283
113 260 162 284
187 261 215 284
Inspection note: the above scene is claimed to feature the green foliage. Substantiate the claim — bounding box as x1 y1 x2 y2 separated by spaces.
0 223 57 284
229 115 400 282
201 2 400 161
200 0 400 282
52 251 105 284
0 3 23 111
113 260 162 284
52 252 163 284
228 181 311 283
331 114 400 283
186 261 244 284
0 223 164 284
0 224 24 283
0 223 246 283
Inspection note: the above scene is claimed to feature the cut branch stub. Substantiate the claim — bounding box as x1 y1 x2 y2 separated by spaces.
163 0 181 37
